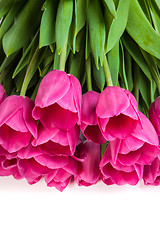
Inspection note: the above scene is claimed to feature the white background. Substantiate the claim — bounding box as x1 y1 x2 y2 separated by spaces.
0 177 159 240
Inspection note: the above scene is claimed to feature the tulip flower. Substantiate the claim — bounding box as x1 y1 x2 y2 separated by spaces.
100 112 159 185
143 157 160 186
0 95 37 153
18 144 78 191
32 123 80 156
0 149 22 180
80 91 106 144
45 159 77 192
96 86 142 141
32 70 82 130
75 141 101 186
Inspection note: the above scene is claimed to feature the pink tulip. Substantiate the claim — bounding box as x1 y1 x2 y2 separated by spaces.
75 141 101 186
18 144 78 191
45 159 77 192
80 91 106 144
96 86 141 141
149 96 160 139
0 95 37 153
143 157 160 186
32 70 82 130
0 84 6 105
100 144 141 185
32 123 80 156
100 112 159 185
0 154 22 180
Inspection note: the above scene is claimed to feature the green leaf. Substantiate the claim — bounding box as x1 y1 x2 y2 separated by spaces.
12 31 39 78
85 23 91 60
55 0 73 55
139 69 151 108
76 0 87 35
2 0 43 56
141 49 160 94
0 1 24 40
0 51 18 73
70 49 84 80
0 0 13 19
122 33 152 81
15 68 26 92
93 60 105 92
126 0 160 59
39 0 59 48
125 50 133 92
53 48 60 70
87 0 106 68
106 0 130 52
103 0 116 18
107 41 119 86
150 0 160 34
119 41 128 90
68 0 77 53
20 47 47 96
75 28 85 52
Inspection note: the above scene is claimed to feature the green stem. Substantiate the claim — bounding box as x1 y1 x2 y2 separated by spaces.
103 52 113 86
59 34 68 71
133 63 139 103
141 50 160 95
20 47 39 97
86 56 92 91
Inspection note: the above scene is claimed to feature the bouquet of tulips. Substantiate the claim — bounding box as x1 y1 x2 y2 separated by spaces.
1 0 160 191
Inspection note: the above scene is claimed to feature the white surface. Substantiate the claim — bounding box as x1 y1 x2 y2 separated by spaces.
0 177 159 240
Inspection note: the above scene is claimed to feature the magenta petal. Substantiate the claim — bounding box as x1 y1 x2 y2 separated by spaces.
35 154 69 169
39 141 71 156
0 95 37 138
82 124 106 144
69 74 82 125
45 169 71 191
75 141 101 186
149 96 160 136
118 150 142 166
143 157 160 184
5 108 28 132
109 139 121 163
134 164 144 179
33 124 59 146
33 70 70 109
39 103 78 130
17 144 41 159
0 84 6 105
132 111 159 146
22 97 37 138
81 91 99 125
63 157 78 176
67 125 80 155
105 114 138 139
119 135 144 154
57 81 77 113
0 96 26 128
96 86 130 118
0 124 31 153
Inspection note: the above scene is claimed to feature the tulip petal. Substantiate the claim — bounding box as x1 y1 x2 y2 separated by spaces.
96 86 130 118
34 70 70 108
0 84 6 105
132 112 159 146
35 154 69 169
0 124 31 153
81 91 99 125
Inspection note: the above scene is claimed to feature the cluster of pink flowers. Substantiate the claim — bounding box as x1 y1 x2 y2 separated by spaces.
0 70 160 191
